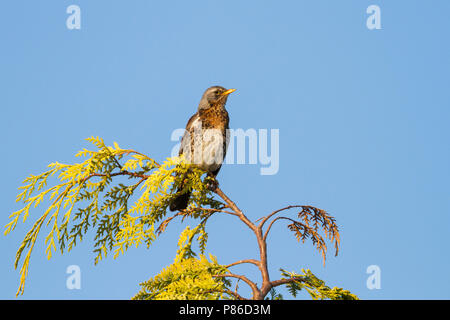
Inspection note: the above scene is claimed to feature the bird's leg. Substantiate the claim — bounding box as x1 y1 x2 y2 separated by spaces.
205 173 219 191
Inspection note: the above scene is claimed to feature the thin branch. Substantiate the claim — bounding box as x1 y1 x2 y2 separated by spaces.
213 273 260 299
223 288 246 300
258 205 304 229
191 207 240 217
213 187 256 232
234 279 241 298
270 277 305 288
121 149 161 167
205 288 246 300
133 177 147 189
156 211 183 235
226 259 260 269
80 171 150 186
156 207 237 235
213 187 270 299
263 216 297 242
213 187 243 214
104 146 124 170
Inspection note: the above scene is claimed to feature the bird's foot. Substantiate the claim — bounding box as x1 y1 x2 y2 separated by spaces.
205 177 219 191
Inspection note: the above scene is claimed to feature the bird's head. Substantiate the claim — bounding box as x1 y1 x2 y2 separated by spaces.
198 86 236 111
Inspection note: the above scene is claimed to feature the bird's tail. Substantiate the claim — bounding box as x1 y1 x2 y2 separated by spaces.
169 169 192 211
169 188 191 211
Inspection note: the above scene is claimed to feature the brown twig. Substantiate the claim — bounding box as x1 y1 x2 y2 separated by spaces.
213 187 271 299
270 277 305 288
213 187 256 231
211 188 341 299
226 259 260 269
263 216 297 242
80 171 150 186
213 273 260 299
190 207 240 217
258 205 304 229
205 288 246 300
223 288 246 300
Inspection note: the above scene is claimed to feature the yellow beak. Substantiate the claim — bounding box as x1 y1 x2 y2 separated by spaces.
222 88 236 96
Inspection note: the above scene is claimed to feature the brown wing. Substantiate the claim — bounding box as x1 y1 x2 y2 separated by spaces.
179 112 199 156
210 115 229 177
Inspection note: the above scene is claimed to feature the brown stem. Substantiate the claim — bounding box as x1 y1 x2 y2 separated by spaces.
256 227 272 298
226 259 260 269
213 187 273 300
258 205 304 229
263 216 298 242
213 187 256 232
205 288 246 300
213 273 260 299
223 289 246 300
270 277 305 288
191 207 240 217
80 171 150 186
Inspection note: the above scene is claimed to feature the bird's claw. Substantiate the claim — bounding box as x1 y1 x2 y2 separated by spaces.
206 178 219 191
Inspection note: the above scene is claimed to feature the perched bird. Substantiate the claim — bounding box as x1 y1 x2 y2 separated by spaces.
169 86 236 211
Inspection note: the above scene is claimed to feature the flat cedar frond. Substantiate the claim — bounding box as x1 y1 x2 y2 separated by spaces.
5 137 218 296
296 206 340 261
279 268 358 300
6 136 357 300
133 254 231 300
264 205 340 265
287 221 329 264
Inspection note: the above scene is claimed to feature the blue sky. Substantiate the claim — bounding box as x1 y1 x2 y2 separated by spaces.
1 0 449 299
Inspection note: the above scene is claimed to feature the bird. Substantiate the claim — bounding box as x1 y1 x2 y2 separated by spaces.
169 86 236 211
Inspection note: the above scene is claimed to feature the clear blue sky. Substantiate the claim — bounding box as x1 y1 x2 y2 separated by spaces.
1 0 449 299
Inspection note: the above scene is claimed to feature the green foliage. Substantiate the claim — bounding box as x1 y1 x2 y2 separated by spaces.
133 229 231 300
5 137 219 296
280 268 359 300
133 254 231 300
175 223 209 261
265 288 284 300
5 137 358 300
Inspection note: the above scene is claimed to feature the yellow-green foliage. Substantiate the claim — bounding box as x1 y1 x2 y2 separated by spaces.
280 268 359 300
133 230 231 300
5 137 358 300
5 137 219 296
